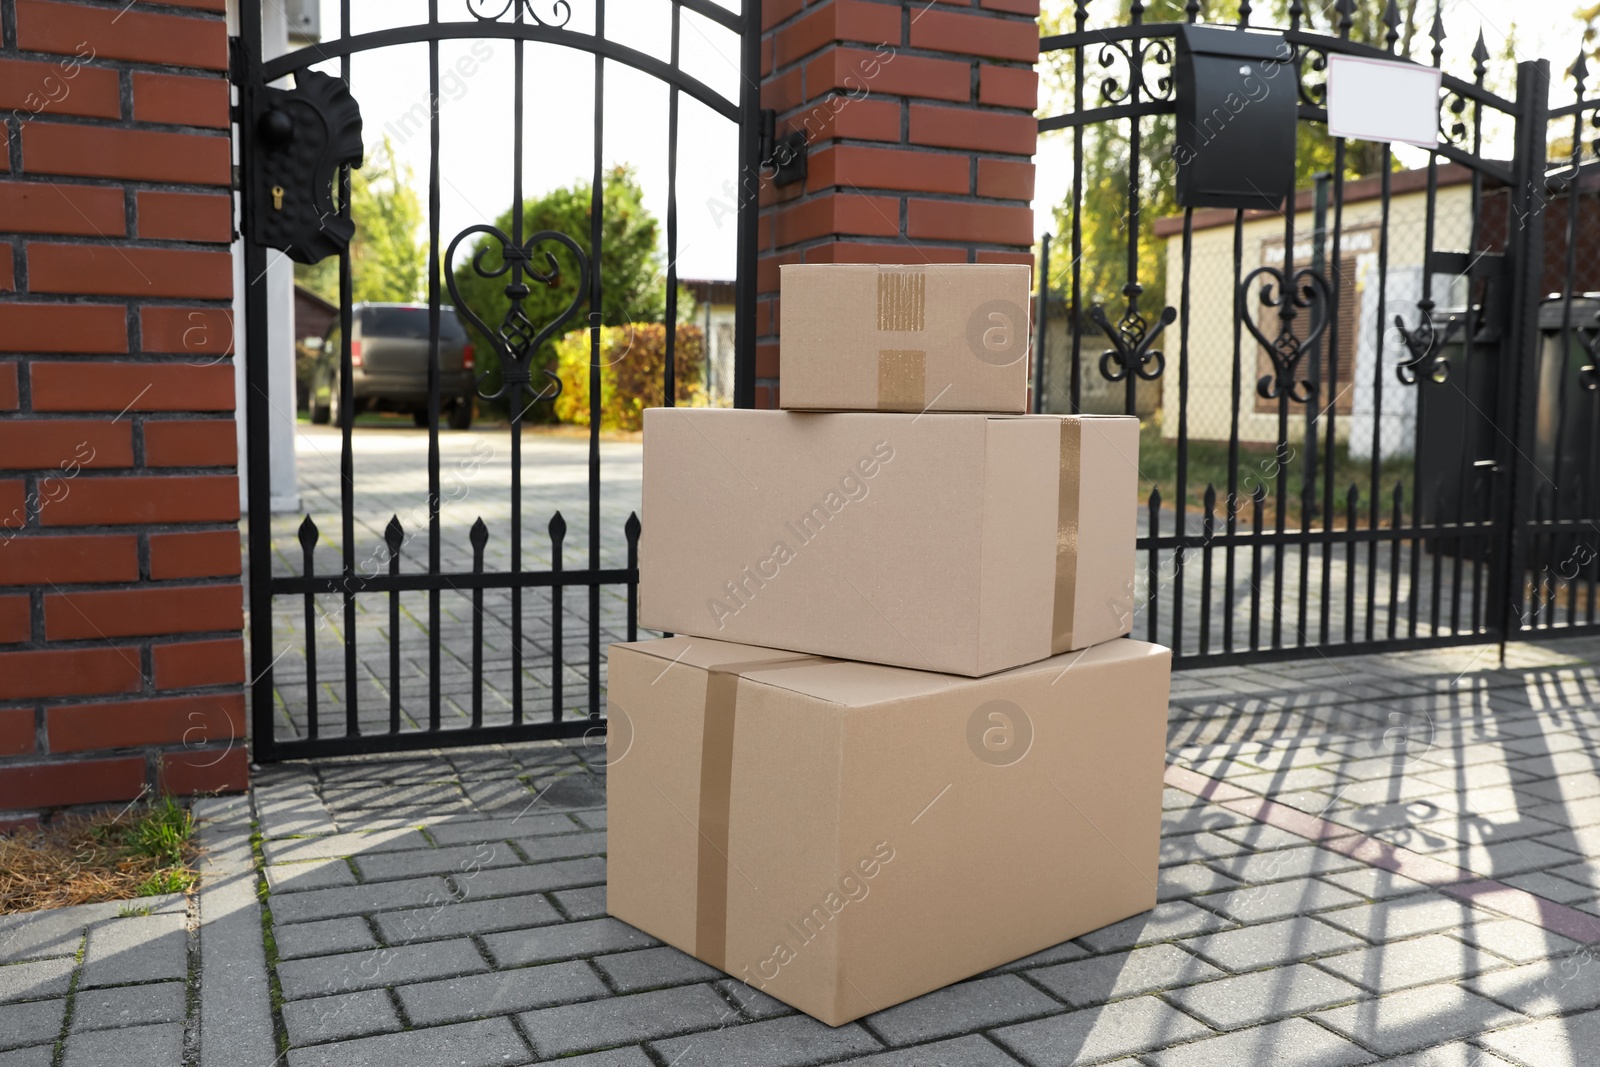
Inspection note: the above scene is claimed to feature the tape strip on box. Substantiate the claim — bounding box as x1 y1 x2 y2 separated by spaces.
1050 418 1082 654
876 349 926 411
694 655 829 967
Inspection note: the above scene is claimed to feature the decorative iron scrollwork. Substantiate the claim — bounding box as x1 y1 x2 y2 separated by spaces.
1395 300 1449 384
1582 307 1600 392
1439 89 1475 145
1297 45 1331 107
249 70 364 265
444 227 590 406
1090 285 1177 383
467 0 573 27
1240 265 1330 403
1094 35 1175 105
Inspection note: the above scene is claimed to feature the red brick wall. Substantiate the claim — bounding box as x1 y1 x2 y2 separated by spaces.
756 0 1040 407
0 0 245 821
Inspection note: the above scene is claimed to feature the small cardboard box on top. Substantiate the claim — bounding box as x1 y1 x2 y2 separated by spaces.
605 635 1173 1026
779 263 1032 413
639 408 1139 677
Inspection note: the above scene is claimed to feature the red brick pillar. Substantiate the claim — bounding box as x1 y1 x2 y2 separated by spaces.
0 0 245 823
755 0 1040 407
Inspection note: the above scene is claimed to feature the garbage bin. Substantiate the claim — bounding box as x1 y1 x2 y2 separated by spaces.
1417 294 1600 570
1532 294 1600 507
1529 293 1600 579
1415 307 1498 531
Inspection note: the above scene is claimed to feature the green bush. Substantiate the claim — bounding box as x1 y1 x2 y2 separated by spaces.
554 324 708 431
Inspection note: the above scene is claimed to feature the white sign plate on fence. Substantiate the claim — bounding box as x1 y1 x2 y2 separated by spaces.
1326 54 1443 148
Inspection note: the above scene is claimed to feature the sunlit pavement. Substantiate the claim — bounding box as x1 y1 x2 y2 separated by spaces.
8 634 1596 1065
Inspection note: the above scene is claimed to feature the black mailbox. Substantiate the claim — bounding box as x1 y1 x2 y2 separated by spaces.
1174 25 1297 210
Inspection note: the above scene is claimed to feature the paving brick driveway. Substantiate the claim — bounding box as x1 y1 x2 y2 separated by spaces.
4 637 1600 1066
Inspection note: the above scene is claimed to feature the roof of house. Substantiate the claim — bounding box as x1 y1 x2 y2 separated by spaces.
1153 161 1490 237
684 278 736 305
294 284 338 313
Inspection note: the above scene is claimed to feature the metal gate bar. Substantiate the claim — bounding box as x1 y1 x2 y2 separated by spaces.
1035 0 1600 668
238 0 761 761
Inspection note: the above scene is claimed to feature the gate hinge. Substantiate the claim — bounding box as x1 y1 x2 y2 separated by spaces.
759 110 807 188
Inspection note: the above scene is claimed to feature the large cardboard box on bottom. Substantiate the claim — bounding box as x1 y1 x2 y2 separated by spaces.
640 408 1140 676
779 263 1032 413
606 635 1172 1026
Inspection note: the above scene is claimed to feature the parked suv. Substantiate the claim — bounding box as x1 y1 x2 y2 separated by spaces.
309 303 477 430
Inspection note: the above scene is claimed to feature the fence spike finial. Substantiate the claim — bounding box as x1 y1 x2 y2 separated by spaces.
1429 4 1446 66
298 515 319 555
384 514 404 554
1383 0 1402 52
1572 48 1590 94
1335 0 1355 39
1471 29 1490 80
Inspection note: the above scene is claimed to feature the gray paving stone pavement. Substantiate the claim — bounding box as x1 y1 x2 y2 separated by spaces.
518 983 734 1057
991 994 1212 1064
227 631 1600 1066
861 974 1059 1046
1160 961 1364 1030
61 1022 184 1067
1142 1016 1374 1067
1478 1006 1600 1067
0 1000 65 1051
196 792 276 1067
284 1016 528 1067
397 959 607 1025
1028 943 1224 1007
13 633 1600 1065
1313 985 1523 1057
281 988 402 1046
70 982 185 1031
651 1013 883 1066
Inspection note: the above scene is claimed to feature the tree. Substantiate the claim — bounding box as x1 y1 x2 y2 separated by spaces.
447 165 691 421
294 136 426 305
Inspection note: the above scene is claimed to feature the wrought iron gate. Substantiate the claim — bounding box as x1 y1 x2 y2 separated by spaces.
236 0 761 760
1035 0 1600 667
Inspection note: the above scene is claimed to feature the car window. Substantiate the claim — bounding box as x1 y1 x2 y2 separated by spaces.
359 307 466 341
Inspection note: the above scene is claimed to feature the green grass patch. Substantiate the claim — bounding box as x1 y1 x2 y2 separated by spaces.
1136 415 1415 527
0 794 201 914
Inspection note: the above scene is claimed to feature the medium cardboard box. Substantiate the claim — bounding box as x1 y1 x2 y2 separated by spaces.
640 408 1139 676
606 635 1172 1026
780 263 1031 413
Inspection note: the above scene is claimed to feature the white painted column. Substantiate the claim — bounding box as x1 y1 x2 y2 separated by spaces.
229 0 303 515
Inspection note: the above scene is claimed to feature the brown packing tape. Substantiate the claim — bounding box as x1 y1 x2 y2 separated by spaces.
694 655 830 969
1051 418 1081 654
876 350 926 412
876 268 926 332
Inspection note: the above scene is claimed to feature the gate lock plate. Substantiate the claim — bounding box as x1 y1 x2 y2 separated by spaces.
248 69 365 265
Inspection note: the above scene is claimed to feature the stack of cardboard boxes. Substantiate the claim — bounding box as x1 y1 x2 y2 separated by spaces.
606 264 1172 1026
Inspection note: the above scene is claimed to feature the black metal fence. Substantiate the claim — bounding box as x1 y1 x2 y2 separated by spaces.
1035 0 1600 667
237 0 760 760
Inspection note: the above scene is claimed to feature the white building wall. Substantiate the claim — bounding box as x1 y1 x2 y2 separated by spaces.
228 0 302 514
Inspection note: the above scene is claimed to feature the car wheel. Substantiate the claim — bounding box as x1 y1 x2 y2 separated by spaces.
449 400 473 431
309 376 331 425
328 380 343 427
413 410 430 428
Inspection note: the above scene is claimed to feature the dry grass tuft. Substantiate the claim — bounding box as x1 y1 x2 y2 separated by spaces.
0 796 200 915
